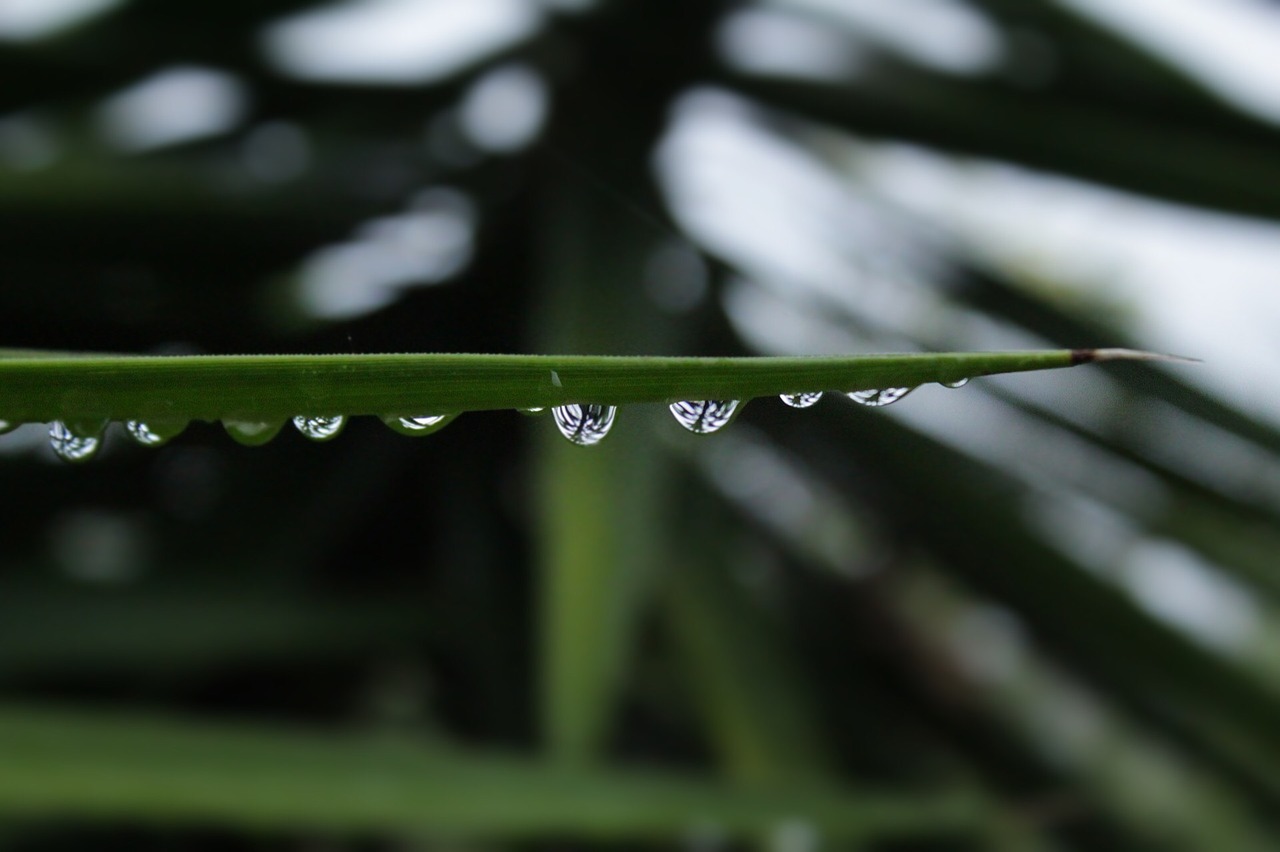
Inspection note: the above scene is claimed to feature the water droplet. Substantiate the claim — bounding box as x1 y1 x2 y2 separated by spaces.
0 419 18 435
50 420 105 462
391 414 448 430
223 419 285 446
669 399 740 434
780 392 823 409
941 377 970 389
518 407 546 416
124 418 188 447
292 414 346 441
381 413 454 436
552 403 616 446
847 387 914 407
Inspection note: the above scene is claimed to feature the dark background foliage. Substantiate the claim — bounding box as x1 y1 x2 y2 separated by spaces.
4 0 1280 848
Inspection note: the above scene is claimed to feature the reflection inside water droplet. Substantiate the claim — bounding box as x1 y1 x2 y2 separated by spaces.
780 392 823 409
50 420 104 462
847 387 913 407
941 377 970 389
552 403 616 446
381 413 454 436
223 419 285 446
125 421 162 446
125 418 188 447
669 399 740 434
292 414 346 441
397 414 448 430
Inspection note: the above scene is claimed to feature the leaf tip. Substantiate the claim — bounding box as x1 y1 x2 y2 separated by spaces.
1071 348 1201 365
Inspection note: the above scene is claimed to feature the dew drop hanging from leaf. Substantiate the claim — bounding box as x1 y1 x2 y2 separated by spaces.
223 419 285 446
381 413 455 436
668 399 740 434
292 415 345 441
552 404 616 446
847 387 914 407
780 391 823 409
49 420 105 462
125 418 188 447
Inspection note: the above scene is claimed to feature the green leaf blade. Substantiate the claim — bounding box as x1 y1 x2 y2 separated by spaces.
0 349 1159 424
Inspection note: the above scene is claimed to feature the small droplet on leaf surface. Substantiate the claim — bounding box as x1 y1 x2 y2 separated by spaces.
50 420 105 462
669 399 740 434
941 377 970 389
552 403 616 446
125 418 188 447
518 407 546 416
0 419 17 435
381 414 454 436
847 387 913 407
223 419 285 446
293 415 346 441
780 391 823 409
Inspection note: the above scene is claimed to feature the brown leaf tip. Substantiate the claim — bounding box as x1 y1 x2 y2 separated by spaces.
1072 348 1201 365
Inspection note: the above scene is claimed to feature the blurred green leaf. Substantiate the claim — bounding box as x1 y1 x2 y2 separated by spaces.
0 705 982 840
662 493 829 785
